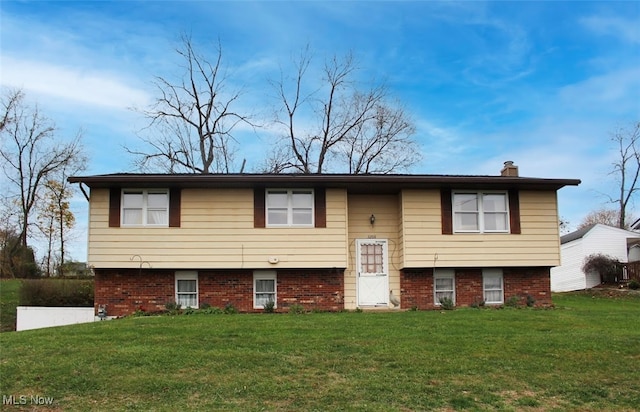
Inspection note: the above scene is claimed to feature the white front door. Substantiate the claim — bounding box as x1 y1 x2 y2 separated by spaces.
357 239 389 306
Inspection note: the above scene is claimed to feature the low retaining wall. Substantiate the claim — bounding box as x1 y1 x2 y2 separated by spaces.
16 306 95 331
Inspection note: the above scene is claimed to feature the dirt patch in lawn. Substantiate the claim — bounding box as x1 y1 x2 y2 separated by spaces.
576 285 640 298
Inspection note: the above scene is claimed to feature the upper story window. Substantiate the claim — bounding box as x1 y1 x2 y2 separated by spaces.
121 189 169 226
453 191 509 233
266 189 314 227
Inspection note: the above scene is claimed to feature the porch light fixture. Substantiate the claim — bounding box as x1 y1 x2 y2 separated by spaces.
370 214 376 225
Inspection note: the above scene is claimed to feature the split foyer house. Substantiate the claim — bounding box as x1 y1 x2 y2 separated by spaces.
69 162 580 316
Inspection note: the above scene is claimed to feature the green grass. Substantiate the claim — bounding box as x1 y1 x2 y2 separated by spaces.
0 279 21 332
1 291 639 411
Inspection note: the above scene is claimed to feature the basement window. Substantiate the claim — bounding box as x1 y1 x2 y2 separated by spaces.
254 271 277 309
175 271 198 308
434 269 455 306
483 269 504 305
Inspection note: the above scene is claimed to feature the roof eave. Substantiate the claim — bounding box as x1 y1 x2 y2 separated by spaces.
67 173 581 192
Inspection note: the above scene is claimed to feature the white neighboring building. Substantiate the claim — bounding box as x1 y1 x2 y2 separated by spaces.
551 224 640 292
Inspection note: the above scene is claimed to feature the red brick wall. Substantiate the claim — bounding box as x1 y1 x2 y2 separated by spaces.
400 267 552 309
504 267 552 307
199 269 344 312
276 269 344 311
455 268 484 307
95 268 344 316
96 265 550 316
400 268 434 309
95 269 175 316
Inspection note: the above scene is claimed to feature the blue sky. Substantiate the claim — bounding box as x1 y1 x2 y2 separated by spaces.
1 1 639 261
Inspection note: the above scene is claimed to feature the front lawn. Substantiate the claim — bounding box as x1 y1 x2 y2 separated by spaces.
0 279 21 332
0 292 639 411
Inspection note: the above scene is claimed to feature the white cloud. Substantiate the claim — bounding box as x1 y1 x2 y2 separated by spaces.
580 15 640 44
558 67 640 115
0 55 151 110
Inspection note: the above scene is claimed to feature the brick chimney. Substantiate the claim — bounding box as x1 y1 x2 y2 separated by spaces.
501 161 519 177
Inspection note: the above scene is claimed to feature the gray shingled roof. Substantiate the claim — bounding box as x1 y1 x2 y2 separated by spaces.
560 224 597 244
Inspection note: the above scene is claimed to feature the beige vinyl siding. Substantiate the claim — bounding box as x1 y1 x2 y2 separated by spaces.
397 191 405 266
87 188 348 269
344 194 401 309
401 190 562 267
87 186 563 271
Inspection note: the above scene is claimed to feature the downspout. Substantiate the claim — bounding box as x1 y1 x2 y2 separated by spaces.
78 182 90 202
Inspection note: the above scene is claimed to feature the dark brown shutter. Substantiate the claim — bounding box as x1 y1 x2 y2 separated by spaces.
169 188 181 227
508 189 521 234
441 189 453 235
314 188 326 228
254 188 265 228
109 188 121 227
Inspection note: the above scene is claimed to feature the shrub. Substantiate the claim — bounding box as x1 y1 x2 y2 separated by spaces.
506 295 521 308
164 301 182 315
19 279 94 307
526 294 536 307
263 300 275 313
132 308 148 317
1 233 41 278
470 299 485 309
628 279 640 290
164 301 179 311
582 254 623 283
438 297 455 310
200 306 223 314
223 302 238 314
289 304 305 314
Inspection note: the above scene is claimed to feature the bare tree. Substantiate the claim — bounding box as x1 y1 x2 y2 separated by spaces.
0 88 84 250
0 89 22 132
577 208 635 230
559 217 571 234
266 49 419 174
340 98 417 173
608 122 640 229
129 35 252 174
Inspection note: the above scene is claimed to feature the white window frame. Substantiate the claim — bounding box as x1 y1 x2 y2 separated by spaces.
434 269 455 306
121 189 169 227
175 271 198 309
452 191 509 233
253 270 277 309
483 269 504 305
266 189 314 227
